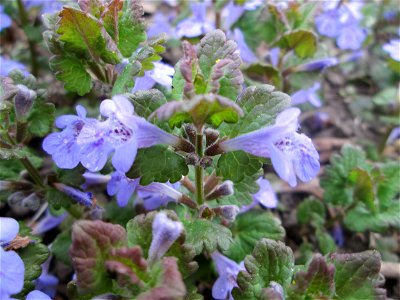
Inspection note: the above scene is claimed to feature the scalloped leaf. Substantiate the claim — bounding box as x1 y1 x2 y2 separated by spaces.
126 146 188 185
224 211 285 262
232 239 295 299
277 30 318 58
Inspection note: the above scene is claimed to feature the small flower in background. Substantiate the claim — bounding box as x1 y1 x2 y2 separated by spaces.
53 183 94 207
0 5 11 31
132 61 175 92
107 171 140 207
222 0 263 30
295 57 338 72
387 126 400 145
229 29 258 64
291 82 322 108
31 209 67 235
147 212 183 264
315 1 367 50
269 47 281 67
138 182 182 210
176 2 214 38
147 12 176 39
0 56 28 77
26 290 51 300
220 108 320 187
383 39 400 62
241 177 278 212
24 0 65 14
331 223 345 247
211 251 245 300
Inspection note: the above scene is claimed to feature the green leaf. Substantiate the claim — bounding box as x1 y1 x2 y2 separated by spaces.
316 227 336 255
127 211 198 278
288 254 335 299
244 64 282 90
278 30 318 58
111 61 141 95
117 0 146 57
57 7 120 64
0 147 27 160
126 146 188 185
136 257 186 299
127 90 168 119
220 85 291 137
297 197 325 226
344 201 400 233
329 250 382 300
349 168 376 213
232 239 295 299
321 145 369 206
27 101 55 137
16 243 50 297
183 218 233 255
224 210 285 262
52 229 72 266
373 87 398 106
216 151 263 205
196 30 244 100
70 220 127 294
49 55 92 95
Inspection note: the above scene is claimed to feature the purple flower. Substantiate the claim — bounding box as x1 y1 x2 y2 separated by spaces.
0 217 25 299
31 209 67 235
295 57 338 72
132 62 174 92
240 178 278 212
44 96 180 173
383 39 400 62
43 105 89 169
222 0 263 30
211 252 245 300
0 217 19 245
107 171 140 207
269 47 280 67
147 12 175 38
387 126 400 145
54 183 94 207
220 108 320 187
230 29 257 64
26 290 51 300
138 182 182 210
176 2 214 38
315 2 366 50
148 212 183 264
82 172 111 190
0 5 11 31
291 82 322 108
331 223 345 247
336 24 366 50
24 0 65 14
0 56 27 77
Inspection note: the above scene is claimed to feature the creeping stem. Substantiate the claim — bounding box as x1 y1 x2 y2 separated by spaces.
195 127 204 205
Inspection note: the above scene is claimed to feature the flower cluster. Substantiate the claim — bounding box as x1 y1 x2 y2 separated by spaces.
315 1 367 50
43 95 179 173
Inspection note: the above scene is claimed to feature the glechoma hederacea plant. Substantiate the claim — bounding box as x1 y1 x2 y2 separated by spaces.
0 0 399 299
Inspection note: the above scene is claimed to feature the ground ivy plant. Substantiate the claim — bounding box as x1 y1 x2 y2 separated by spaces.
0 1 394 299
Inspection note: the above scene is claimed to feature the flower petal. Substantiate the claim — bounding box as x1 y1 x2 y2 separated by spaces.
112 137 138 173
0 217 19 243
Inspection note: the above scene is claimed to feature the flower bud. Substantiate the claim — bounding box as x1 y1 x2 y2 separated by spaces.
185 153 199 166
205 128 219 146
183 123 197 145
148 212 183 264
54 183 94 207
14 84 36 121
206 180 234 200
214 205 240 221
199 156 213 168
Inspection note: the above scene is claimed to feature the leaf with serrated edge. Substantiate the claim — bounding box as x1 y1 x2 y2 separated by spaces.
220 85 291 137
288 254 335 299
126 146 188 185
224 211 285 262
232 239 294 299
277 30 317 58
329 250 383 300
127 90 168 119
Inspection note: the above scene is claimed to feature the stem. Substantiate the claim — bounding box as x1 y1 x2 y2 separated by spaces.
20 158 45 188
17 0 39 76
195 128 204 205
